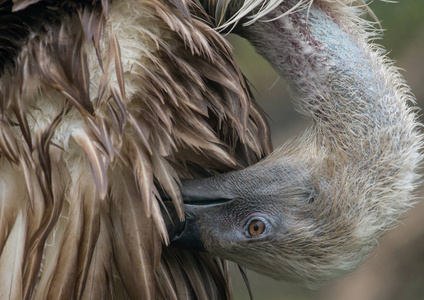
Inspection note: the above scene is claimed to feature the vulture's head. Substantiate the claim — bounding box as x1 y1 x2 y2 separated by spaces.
170 152 375 287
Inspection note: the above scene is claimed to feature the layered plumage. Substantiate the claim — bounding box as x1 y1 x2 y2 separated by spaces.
0 0 274 298
0 0 421 299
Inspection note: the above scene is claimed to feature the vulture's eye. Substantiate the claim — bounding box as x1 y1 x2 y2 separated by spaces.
247 219 266 237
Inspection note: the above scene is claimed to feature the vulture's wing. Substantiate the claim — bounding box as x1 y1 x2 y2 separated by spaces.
0 0 271 299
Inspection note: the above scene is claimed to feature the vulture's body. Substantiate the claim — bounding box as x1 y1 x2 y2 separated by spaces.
0 0 421 299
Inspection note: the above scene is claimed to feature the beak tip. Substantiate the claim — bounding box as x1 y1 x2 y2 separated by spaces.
168 217 206 252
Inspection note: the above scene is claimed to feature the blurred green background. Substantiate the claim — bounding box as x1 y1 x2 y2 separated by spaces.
226 1 424 299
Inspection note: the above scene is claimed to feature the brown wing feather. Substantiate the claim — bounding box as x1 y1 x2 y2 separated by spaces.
110 167 161 299
79 210 113 300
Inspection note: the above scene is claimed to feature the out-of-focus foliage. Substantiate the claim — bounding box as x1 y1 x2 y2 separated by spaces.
228 1 424 299
369 0 424 57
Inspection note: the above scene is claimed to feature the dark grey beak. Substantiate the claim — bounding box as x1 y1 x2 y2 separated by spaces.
168 213 206 251
168 177 234 251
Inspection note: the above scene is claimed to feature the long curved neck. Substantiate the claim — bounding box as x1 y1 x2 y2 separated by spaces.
240 1 419 164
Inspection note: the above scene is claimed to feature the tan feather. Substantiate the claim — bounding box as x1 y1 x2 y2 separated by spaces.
78 205 113 300
46 196 82 299
10 0 40 11
12 104 32 150
20 155 37 211
42 167 97 299
85 116 116 160
128 139 154 218
0 211 26 300
0 162 45 300
109 87 127 135
155 256 188 300
128 113 153 155
73 128 110 199
151 186 169 244
79 5 106 70
74 180 102 299
111 34 126 100
110 168 161 299
0 164 26 249
101 0 109 19
151 149 184 220
34 202 69 300
173 126 238 168
158 251 233 300
0 121 21 164
23 149 69 299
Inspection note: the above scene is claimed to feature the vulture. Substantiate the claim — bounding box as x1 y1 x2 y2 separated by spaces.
0 0 421 299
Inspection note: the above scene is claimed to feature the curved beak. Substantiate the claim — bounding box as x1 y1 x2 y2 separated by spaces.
168 177 234 251
168 213 206 251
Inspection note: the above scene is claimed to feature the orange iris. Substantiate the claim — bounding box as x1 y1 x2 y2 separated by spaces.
248 220 265 236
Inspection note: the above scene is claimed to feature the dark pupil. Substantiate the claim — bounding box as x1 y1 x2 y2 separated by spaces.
253 223 260 231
